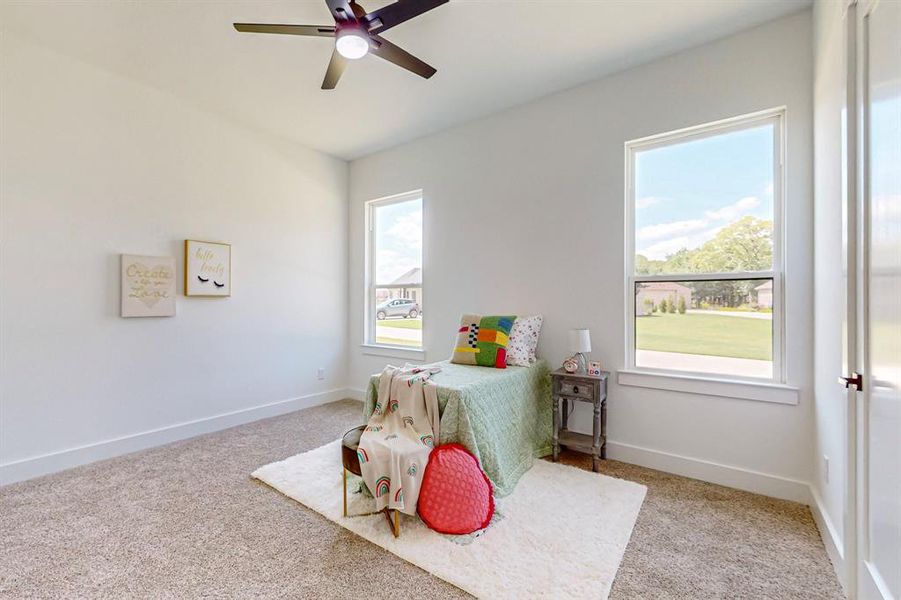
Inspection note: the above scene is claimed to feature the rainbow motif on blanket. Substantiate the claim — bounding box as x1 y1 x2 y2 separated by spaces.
420 434 434 448
394 488 404 503
375 476 391 497
402 416 414 427
365 425 383 432
388 398 399 413
407 463 417 476
357 448 369 463
374 401 383 414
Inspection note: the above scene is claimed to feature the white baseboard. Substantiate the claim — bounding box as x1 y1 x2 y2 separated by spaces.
606 440 811 503
809 486 847 593
0 387 356 486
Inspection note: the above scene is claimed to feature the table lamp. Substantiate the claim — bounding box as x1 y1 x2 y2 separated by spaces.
568 328 591 374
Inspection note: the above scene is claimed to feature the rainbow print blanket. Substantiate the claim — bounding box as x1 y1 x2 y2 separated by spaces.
358 364 441 516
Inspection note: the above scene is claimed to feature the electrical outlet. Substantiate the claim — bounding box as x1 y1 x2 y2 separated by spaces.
317 368 325 381
823 455 829 484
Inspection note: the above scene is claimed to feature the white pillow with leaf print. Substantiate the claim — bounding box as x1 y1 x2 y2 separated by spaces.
505 315 543 366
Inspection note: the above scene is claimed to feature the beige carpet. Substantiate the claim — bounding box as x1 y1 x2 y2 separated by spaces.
0 399 844 599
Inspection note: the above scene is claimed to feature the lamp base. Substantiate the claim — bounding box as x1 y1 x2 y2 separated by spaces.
575 352 588 374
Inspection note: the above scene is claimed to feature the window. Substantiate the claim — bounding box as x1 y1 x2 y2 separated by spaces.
366 192 423 349
626 110 784 381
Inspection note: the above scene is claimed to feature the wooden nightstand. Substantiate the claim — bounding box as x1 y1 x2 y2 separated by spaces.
551 368 608 472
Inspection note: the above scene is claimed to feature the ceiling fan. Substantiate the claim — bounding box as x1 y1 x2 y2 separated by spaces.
234 0 448 90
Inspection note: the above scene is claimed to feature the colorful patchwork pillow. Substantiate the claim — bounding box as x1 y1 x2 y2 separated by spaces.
451 314 516 369
506 314 543 366
417 444 494 535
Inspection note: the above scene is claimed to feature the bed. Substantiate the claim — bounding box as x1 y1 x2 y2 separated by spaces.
364 359 553 496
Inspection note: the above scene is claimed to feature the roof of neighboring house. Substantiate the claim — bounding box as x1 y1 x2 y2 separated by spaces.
639 282 691 292
390 267 422 286
755 280 773 291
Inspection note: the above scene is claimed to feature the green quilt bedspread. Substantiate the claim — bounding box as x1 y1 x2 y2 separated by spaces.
364 360 552 497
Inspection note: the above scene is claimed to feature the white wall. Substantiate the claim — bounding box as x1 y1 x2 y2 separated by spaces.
810 0 850 585
348 12 815 501
0 31 348 484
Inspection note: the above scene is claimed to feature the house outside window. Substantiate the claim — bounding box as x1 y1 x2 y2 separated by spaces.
366 192 423 349
625 109 785 381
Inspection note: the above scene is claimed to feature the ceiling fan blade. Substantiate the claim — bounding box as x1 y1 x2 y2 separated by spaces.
233 23 335 37
363 0 448 35
322 48 348 89
325 0 358 23
369 35 436 79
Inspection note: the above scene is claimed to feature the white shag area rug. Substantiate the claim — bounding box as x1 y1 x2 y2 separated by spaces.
253 440 646 599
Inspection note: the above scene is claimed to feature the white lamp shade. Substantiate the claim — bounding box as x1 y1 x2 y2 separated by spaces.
569 328 592 353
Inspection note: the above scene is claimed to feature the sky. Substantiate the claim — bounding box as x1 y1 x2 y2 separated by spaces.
375 197 422 284
635 123 774 260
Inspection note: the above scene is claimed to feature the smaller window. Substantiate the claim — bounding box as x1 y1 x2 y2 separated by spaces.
366 192 423 349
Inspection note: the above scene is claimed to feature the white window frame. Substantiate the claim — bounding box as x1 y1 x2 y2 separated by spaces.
623 108 789 392
363 190 425 359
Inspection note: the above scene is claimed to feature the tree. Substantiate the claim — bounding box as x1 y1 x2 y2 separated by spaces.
635 254 665 276
677 296 686 314
658 297 668 314
693 216 773 273
667 295 677 313
637 216 774 308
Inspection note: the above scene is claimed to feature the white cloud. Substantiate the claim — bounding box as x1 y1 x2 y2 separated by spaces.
385 209 422 251
705 196 759 221
764 182 774 196
640 225 725 260
637 219 707 243
637 196 762 260
375 248 420 284
636 196 667 210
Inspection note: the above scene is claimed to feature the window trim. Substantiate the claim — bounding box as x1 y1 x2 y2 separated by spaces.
364 190 424 354
623 107 787 385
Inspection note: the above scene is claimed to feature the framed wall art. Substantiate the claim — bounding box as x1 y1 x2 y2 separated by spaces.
184 240 231 297
120 254 176 317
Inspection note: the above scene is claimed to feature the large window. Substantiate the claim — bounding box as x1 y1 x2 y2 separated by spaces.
626 110 784 381
366 192 423 349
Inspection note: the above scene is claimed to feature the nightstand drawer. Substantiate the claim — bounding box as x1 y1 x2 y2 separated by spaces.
558 380 593 399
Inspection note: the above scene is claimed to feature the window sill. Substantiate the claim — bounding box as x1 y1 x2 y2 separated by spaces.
360 344 426 361
616 369 799 405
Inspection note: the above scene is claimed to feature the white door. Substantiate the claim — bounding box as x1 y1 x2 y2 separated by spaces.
857 0 901 597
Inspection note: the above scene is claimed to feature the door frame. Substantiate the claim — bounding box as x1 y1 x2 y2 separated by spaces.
842 1 861 594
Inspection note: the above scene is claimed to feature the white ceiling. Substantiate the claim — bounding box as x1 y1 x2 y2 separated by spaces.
2 0 810 160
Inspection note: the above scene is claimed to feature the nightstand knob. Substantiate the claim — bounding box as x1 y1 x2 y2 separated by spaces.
572 385 579 394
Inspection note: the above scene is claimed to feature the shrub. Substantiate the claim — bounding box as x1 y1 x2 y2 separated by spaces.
667 295 677 313
658 298 668 314
678 296 686 314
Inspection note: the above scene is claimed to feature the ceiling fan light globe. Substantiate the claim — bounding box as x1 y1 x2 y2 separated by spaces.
336 30 369 59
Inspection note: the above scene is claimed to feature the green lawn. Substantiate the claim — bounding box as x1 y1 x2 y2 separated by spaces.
375 336 420 347
636 313 771 360
375 317 423 347
378 318 423 330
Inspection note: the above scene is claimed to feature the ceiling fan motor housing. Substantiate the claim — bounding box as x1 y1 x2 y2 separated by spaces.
336 24 371 59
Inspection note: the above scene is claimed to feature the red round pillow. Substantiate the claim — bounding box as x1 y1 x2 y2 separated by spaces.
417 443 494 535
